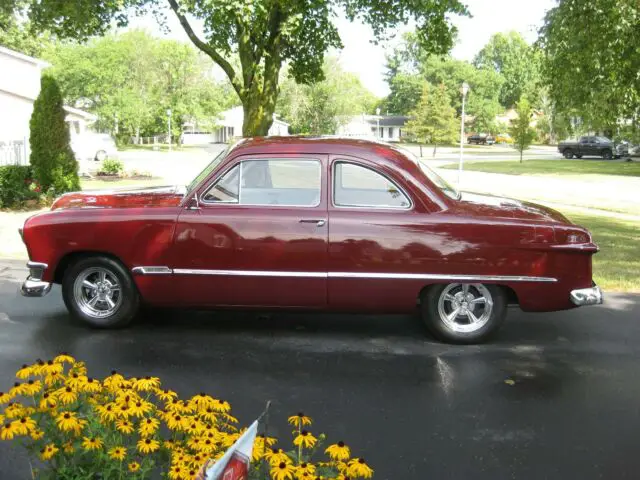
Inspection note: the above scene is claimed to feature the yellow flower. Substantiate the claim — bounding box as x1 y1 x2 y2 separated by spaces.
137 437 160 454
54 353 76 364
115 419 134 434
129 399 153 418
288 412 312 428
42 360 64 376
210 398 230 413
271 461 296 480
189 393 215 411
9 382 28 397
55 386 78 405
15 364 35 380
30 428 45 441
166 413 185 431
1 421 21 440
296 462 316 477
128 461 141 473
13 416 36 435
108 446 127 461
40 443 59 461
65 372 86 390
138 417 160 437
168 464 187 480
134 376 161 391
163 439 178 450
4 403 25 419
155 389 178 402
326 441 351 461
103 371 126 391
22 380 42 396
293 430 317 449
97 403 117 423
80 377 101 393
81 436 103 451
222 413 239 424
252 434 278 462
116 403 133 419
183 418 203 436
38 392 57 410
55 411 86 434
347 458 374 479
265 448 291 466
44 370 63 387
62 441 75 454
0 391 11 404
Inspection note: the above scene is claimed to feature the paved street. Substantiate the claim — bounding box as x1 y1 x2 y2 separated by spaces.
1 261 640 479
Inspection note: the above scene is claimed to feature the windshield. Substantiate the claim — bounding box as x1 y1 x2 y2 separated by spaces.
394 146 460 200
186 147 229 193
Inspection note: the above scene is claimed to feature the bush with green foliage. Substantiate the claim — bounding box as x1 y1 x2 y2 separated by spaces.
99 159 124 175
0 166 38 208
29 75 80 194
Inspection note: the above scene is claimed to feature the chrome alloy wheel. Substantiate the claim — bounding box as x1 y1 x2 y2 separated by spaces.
437 283 494 333
72 267 122 319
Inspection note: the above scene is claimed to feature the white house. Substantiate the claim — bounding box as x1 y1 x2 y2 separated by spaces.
0 46 96 166
211 106 290 143
336 114 410 142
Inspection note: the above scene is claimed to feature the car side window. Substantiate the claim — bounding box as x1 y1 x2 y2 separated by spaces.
202 159 321 207
333 161 410 209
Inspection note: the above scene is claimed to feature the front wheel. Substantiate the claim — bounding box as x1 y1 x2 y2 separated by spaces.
602 149 613 160
62 256 139 328
421 283 507 344
563 150 574 159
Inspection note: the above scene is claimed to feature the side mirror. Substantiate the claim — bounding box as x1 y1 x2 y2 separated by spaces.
187 192 200 210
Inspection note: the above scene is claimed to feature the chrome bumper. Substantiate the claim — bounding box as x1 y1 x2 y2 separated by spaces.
20 261 51 297
570 285 603 306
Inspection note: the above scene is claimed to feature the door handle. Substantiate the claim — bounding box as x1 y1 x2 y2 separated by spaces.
299 219 326 227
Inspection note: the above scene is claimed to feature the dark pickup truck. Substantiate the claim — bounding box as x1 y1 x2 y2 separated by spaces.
558 136 619 159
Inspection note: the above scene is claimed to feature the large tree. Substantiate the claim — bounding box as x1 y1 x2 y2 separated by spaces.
474 31 542 109
11 0 468 136
539 0 640 132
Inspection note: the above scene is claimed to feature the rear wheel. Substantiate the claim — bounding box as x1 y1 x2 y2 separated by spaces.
602 149 613 160
421 283 507 344
62 256 139 328
563 150 574 159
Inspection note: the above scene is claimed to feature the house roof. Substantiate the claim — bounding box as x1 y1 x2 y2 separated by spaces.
0 45 50 68
374 115 410 127
63 105 97 121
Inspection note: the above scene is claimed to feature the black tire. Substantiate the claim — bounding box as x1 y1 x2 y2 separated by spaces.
95 150 107 162
62 256 139 328
420 283 507 344
575 154 583 159
602 149 613 160
563 150 574 159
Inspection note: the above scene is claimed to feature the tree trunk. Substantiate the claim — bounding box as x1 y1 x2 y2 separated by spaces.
433 143 437 157
520 148 523 163
242 101 275 137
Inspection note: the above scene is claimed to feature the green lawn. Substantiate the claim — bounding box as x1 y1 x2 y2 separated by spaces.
567 211 640 292
441 160 640 177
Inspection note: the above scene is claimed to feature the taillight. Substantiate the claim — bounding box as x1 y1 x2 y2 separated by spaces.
556 228 591 245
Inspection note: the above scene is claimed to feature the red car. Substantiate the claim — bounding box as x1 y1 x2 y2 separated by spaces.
19 137 602 344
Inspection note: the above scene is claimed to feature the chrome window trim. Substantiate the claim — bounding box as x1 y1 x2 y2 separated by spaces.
132 266 173 275
332 160 413 211
200 157 322 208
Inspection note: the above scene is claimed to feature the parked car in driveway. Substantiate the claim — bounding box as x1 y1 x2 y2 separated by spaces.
18 137 602 344
71 133 118 162
468 134 495 145
495 133 513 144
558 136 620 159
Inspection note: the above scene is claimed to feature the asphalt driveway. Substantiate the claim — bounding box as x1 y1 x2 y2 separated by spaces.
1 262 640 479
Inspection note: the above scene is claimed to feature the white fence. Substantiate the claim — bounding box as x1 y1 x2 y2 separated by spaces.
0 138 29 166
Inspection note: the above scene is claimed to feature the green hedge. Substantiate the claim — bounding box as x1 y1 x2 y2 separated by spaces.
0 165 38 208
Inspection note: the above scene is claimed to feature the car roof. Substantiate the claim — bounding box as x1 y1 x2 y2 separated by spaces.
228 136 415 169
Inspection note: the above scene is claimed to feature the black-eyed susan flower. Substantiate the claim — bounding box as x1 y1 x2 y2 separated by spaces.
265 447 291 466
166 413 184 431
62 441 75 454
38 392 57 410
163 438 177 450
15 364 34 380
40 443 59 461
55 411 86 434
222 412 239 424
297 462 317 476
189 393 214 411
9 382 27 397
42 360 63 376
115 419 134 434
271 461 296 480
137 437 160 454
97 403 117 423
22 379 42 396
81 436 103 451
1 422 21 440
81 377 101 393
116 403 132 419
347 458 374 479
168 464 186 480
56 386 78 405
0 391 11 404
30 428 45 441
138 417 160 437
210 398 231 413
288 412 312 428
134 376 161 392
183 419 203 436
130 399 153 418
44 370 62 387
65 372 86 390
103 371 125 390
108 446 127 461
13 416 36 435
128 461 140 473
155 389 178 402
198 438 216 454
54 353 75 364
326 441 351 461
293 430 317 449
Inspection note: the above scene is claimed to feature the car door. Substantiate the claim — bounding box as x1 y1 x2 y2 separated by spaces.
171 154 328 308
327 155 427 312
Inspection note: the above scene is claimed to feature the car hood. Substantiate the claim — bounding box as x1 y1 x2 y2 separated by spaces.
453 192 572 224
50 185 186 210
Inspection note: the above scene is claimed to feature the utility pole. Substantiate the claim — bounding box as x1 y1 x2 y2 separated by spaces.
457 82 470 189
167 108 172 152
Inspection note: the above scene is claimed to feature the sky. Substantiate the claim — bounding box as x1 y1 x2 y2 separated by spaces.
130 0 557 98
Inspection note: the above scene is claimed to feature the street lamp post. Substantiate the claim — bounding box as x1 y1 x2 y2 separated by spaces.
166 108 172 152
376 107 381 139
457 82 470 189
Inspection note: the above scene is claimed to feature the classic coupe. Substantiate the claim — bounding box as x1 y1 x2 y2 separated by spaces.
19 137 603 344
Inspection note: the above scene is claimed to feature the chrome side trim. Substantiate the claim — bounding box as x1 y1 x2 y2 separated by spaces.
173 269 326 278
169 269 557 283
132 266 173 275
328 272 558 283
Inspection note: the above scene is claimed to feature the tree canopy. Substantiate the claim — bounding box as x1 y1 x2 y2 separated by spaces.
8 0 469 136
509 97 536 162
539 0 640 131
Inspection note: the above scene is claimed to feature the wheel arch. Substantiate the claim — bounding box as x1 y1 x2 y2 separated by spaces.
53 251 129 284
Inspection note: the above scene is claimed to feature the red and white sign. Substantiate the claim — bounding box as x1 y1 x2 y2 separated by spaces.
205 420 258 480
